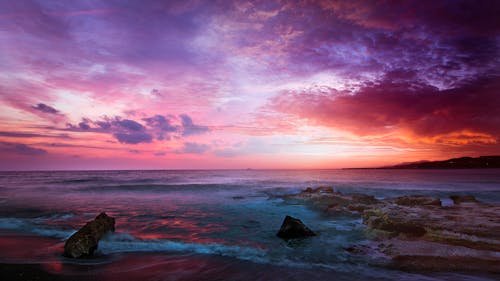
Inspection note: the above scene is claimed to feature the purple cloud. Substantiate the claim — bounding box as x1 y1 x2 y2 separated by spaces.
68 117 153 144
78 122 91 130
113 132 153 144
143 115 179 140
0 141 47 156
64 113 208 144
180 114 210 136
32 103 59 114
177 142 210 154
115 119 145 131
0 131 71 139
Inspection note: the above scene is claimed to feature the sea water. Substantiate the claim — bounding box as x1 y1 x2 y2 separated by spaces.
0 169 499 280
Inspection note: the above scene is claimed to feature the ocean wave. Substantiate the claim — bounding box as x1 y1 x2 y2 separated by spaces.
0 217 73 239
99 232 269 263
97 233 367 273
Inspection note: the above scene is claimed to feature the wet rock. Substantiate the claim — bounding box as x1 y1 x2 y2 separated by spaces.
392 195 441 207
362 202 500 249
301 186 334 195
289 189 380 214
362 209 427 237
276 215 316 239
64 212 115 258
347 204 369 212
350 239 500 273
318 195 351 210
303 187 314 193
384 240 500 273
390 255 500 273
285 186 500 272
450 195 478 204
351 193 379 205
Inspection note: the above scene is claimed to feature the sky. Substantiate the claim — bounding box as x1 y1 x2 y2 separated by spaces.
1 0 499 170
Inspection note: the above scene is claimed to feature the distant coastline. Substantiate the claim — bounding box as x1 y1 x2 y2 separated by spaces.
347 155 500 169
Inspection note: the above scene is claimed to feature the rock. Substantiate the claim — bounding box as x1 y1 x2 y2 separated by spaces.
290 188 381 214
363 209 427 237
64 212 115 258
351 193 379 205
276 215 316 239
352 240 500 273
450 195 478 204
391 255 500 273
313 186 334 193
393 195 441 207
362 202 500 248
303 187 314 193
284 186 500 272
301 186 334 195
317 195 351 210
347 204 369 212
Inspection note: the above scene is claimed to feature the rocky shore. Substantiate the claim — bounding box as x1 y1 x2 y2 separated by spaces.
284 187 500 273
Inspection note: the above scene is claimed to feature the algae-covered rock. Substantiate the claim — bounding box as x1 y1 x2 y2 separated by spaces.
362 208 426 237
287 186 500 272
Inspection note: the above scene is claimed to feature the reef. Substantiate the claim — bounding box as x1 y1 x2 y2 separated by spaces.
284 188 500 272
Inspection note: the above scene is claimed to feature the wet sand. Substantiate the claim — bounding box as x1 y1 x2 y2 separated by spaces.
0 231 365 281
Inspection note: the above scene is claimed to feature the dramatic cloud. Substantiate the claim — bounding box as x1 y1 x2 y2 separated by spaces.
271 73 500 144
1 0 499 169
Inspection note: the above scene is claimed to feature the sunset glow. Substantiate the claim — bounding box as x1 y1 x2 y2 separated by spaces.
1 0 499 170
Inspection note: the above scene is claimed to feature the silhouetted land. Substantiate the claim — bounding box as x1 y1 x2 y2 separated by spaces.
379 156 500 169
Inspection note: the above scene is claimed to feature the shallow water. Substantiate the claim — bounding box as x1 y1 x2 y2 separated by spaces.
0 169 499 280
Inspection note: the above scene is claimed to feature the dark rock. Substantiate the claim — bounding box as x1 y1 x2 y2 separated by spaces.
301 186 334 194
64 212 115 258
450 195 478 204
393 195 441 206
347 204 369 212
303 187 314 193
313 186 334 193
276 215 316 239
351 193 379 204
290 188 381 214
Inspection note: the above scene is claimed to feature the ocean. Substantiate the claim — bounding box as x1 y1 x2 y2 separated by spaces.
0 169 499 280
